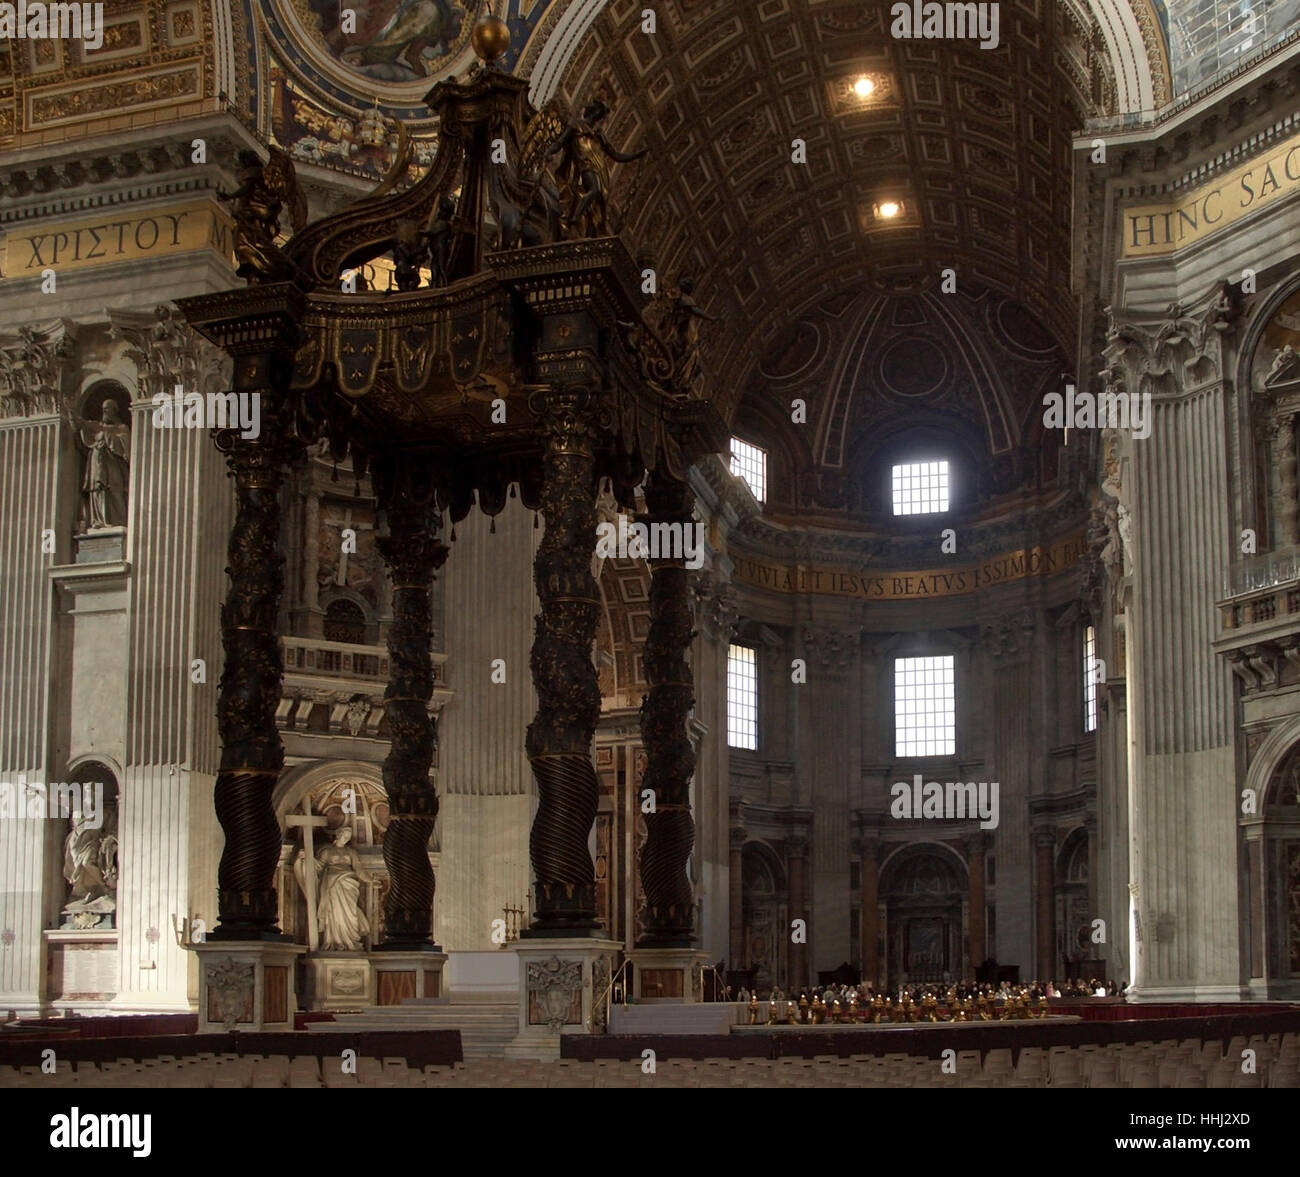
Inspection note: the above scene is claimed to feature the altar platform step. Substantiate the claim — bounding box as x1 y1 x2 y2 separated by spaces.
608 1003 736 1036
307 1002 518 1060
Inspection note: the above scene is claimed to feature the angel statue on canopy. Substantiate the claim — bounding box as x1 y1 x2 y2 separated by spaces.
545 98 647 237
216 147 308 282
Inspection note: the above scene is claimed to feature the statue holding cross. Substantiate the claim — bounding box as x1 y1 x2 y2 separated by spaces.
286 801 329 951
292 802 374 952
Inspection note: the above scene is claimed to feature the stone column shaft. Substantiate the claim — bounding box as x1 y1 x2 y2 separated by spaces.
788 841 808 992
1034 829 1056 981
860 839 880 987
967 835 986 972
728 830 745 969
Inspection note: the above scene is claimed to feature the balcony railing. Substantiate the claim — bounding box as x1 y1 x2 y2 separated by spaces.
1221 546 1300 601
282 636 446 686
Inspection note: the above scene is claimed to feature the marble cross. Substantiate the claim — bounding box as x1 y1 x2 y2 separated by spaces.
322 505 374 586
286 800 329 951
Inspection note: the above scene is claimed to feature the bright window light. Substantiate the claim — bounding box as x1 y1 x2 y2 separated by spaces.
727 643 758 750
1084 624 1098 733
894 655 955 757
730 438 767 503
892 460 949 515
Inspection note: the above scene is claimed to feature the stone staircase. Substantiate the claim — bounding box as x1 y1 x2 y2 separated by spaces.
307 1001 519 1061
608 1003 737 1036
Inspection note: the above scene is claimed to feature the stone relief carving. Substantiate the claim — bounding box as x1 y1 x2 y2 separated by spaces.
590 955 610 1033
527 956 583 1031
207 957 255 1031
980 610 1036 660
1266 345 1300 385
801 625 858 673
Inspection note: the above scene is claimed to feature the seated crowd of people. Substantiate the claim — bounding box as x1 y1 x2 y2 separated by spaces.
723 977 1127 1024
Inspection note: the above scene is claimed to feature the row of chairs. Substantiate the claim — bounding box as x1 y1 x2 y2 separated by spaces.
2 1032 1296 1088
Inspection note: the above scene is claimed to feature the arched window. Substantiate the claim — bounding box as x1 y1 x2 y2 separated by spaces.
323 599 366 644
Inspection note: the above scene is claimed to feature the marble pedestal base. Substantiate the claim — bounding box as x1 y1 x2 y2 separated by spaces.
504 937 621 1061
75 527 125 564
371 950 447 1006
303 953 373 1010
194 941 305 1033
627 947 711 1003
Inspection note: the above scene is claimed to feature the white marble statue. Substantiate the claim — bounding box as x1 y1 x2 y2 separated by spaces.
73 398 131 530
295 826 372 951
62 810 117 929
1117 502 1134 578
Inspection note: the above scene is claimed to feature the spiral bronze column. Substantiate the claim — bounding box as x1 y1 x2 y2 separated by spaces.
524 385 603 934
636 470 698 947
211 392 300 940
375 475 448 950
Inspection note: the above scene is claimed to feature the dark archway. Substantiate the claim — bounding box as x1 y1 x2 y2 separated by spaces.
880 844 968 989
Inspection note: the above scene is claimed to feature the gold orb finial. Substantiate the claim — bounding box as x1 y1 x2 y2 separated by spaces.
472 15 511 62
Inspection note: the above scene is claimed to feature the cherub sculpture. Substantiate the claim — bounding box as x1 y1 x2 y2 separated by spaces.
217 147 307 282
545 98 647 237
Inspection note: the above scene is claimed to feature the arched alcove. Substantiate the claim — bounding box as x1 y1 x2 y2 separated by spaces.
741 841 787 994
879 843 968 988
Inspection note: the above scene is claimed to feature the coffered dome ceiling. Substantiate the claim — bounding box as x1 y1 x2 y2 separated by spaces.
739 283 1068 516
551 0 1134 429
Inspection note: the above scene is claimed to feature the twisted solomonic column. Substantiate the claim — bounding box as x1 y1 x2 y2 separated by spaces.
637 470 698 947
525 385 604 933
212 404 301 939
375 480 448 949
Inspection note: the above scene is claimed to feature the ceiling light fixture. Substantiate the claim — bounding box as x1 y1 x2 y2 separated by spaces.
853 75 875 98
877 201 901 219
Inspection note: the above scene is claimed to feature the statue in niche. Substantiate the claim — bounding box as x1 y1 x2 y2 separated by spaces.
545 98 647 237
295 826 373 951
1116 502 1134 578
73 397 130 530
61 806 118 930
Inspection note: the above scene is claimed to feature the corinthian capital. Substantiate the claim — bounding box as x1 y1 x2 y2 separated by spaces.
691 571 739 640
0 320 80 418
